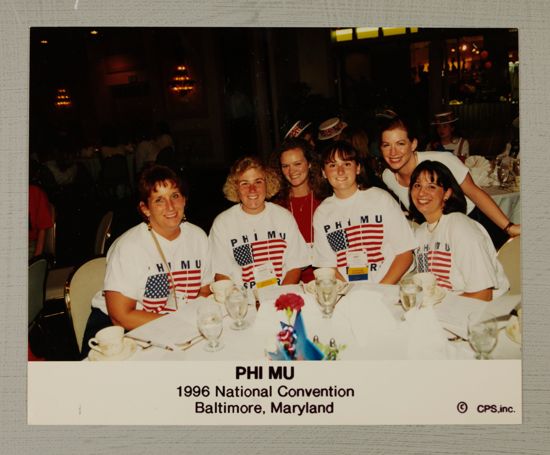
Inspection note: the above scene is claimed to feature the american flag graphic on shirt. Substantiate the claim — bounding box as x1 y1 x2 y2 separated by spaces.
232 238 287 283
416 248 452 289
326 223 385 268
142 268 202 313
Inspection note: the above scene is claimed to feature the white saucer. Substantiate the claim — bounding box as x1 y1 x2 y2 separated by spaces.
423 286 446 306
505 315 521 344
88 338 137 361
304 280 347 295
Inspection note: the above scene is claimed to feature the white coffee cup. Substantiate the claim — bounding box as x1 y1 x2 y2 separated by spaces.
88 326 124 357
209 279 234 303
313 267 336 282
413 272 437 299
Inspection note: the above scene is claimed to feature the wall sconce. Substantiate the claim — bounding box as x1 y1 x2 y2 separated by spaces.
54 88 72 108
169 64 196 96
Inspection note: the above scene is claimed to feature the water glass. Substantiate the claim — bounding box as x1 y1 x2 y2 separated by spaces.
224 285 249 330
399 276 422 314
197 302 224 352
315 278 338 318
467 311 498 360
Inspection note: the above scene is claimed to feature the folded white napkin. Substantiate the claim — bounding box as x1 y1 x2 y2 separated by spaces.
465 155 494 186
338 289 398 347
405 307 462 359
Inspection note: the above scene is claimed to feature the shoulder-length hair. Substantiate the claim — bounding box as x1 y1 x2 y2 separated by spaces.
270 137 324 203
318 140 370 196
408 160 467 223
223 156 281 203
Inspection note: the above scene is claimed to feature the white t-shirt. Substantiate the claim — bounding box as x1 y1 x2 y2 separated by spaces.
313 188 417 283
92 222 212 314
209 202 311 290
413 213 509 298
382 151 475 214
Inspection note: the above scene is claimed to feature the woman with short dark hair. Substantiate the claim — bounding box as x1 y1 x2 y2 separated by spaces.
82 165 212 357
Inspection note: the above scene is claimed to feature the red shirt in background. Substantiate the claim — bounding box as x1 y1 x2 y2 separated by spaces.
29 185 53 242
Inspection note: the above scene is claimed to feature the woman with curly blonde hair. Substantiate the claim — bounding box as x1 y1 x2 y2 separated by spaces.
271 138 324 282
209 156 311 290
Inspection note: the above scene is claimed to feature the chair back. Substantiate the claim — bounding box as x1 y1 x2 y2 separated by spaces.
43 203 56 260
64 257 106 353
497 236 521 295
94 211 114 255
29 257 48 325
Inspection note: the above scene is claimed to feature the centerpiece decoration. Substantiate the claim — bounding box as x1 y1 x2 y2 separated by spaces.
268 293 324 361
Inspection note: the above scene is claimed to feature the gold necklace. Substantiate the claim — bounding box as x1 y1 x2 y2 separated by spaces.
427 218 441 233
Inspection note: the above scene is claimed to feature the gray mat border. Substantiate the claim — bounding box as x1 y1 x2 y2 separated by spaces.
1 1 549 454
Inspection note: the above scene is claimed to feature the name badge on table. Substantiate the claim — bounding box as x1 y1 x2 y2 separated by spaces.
346 250 369 282
254 262 278 289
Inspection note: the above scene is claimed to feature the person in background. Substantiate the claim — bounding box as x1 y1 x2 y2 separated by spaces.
378 112 519 249
135 127 159 174
154 121 175 153
317 117 348 143
28 183 53 259
209 156 311 290
427 111 470 160
408 160 509 301
271 138 324 282
283 120 316 149
82 165 212 357
313 141 416 284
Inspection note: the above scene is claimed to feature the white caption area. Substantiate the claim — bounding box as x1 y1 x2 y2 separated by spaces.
28 360 521 425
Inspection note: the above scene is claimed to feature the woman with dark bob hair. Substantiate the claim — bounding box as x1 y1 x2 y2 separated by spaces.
270 138 324 282
209 156 310 290
313 141 417 284
82 165 212 357
409 160 509 301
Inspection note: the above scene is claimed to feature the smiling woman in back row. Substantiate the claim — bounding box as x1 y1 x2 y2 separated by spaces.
378 111 520 249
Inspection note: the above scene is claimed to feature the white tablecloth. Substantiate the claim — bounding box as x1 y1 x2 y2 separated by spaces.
115 284 520 362
482 185 521 224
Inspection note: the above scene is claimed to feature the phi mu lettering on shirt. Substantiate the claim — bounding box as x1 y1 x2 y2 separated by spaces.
415 242 452 290
231 230 287 288
324 214 385 271
142 259 202 313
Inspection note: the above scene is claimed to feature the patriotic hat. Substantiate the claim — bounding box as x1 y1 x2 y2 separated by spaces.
431 111 458 125
284 120 312 140
318 117 348 141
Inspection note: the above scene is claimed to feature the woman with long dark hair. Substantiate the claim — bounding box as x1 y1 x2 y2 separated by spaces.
271 138 324 282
